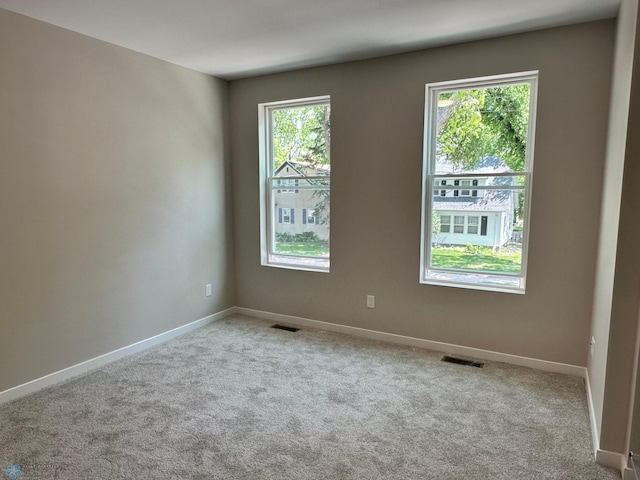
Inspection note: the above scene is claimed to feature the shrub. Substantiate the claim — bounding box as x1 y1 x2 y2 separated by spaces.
464 243 490 255
276 232 294 243
276 232 322 243
294 232 320 243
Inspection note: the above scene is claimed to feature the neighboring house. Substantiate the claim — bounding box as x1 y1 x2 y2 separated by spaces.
433 157 516 248
273 161 329 241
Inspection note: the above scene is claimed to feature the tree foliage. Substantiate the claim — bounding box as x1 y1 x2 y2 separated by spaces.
437 84 530 173
273 105 330 168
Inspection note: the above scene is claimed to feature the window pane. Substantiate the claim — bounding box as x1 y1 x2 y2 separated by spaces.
431 189 525 276
272 180 329 260
261 97 331 272
422 73 536 292
435 83 530 175
467 216 479 234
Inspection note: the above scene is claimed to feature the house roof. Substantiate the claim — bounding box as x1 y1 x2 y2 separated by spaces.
434 191 513 213
435 156 512 175
433 157 515 212
274 161 329 177
274 161 306 177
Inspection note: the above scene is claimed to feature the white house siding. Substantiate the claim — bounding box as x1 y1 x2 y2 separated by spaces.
434 211 506 247
499 210 512 245
432 157 517 248
273 189 329 240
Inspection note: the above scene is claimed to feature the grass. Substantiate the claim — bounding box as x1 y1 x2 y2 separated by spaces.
431 245 521 273
275 242 329 256
275 241 518 271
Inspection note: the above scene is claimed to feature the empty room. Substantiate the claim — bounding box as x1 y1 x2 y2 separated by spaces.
2 0 640 478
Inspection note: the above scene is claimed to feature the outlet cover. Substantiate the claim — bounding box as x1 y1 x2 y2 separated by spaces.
205 284 212 297
367 295 375 308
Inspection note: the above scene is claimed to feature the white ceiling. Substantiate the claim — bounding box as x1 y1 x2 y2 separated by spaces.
0 0 620 80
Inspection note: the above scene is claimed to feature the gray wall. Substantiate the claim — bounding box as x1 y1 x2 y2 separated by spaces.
0 9 235 392
230 21 614 367
599 0 640 454
589 0 639 456
602 46 640 454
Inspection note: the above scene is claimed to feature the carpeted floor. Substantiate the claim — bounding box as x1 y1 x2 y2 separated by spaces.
0 314 620 479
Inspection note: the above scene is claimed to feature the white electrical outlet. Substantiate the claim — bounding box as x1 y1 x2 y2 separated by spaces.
367 295 375 309
205 284 212 297
590 336 596 355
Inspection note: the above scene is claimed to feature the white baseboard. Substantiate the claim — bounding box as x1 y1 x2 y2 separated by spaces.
0 307 235 405
597 449 628 473
582 371 628 474
624 467 636 480
586 373 600 458
234 307 587 377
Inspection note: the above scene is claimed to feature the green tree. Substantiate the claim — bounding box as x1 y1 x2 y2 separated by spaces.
437 84 530 220
273 106 329 168
432 211 441 235
431 211 442 247
437 84 530 173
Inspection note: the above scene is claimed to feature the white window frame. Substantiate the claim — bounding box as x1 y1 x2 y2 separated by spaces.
453 215 465 234
306 208 318 225
258 95 331 272
460 180 472 197
281 207 292 224
277 178 299 194
467 215 479 235
420 71 538 294
440 215 451 233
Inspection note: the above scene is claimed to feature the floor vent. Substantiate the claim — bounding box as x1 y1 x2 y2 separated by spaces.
270 324 300 332
441 355 484 368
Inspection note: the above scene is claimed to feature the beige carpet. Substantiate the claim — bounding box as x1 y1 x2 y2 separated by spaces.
0 314 620 479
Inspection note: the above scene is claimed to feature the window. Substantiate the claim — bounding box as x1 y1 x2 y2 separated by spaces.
453 215 465 233
280 208 293 224
276 179 299 194
259 96 331 272
440 215 451 233
304 209 317 225
460 180 471 196
420 72 538 293
467 216 479 234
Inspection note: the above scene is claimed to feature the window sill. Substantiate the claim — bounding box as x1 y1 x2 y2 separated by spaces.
262 254 330 273
422 270 525 294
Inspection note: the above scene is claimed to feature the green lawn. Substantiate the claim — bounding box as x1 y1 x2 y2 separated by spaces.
275 242 329 256
431 246 521 273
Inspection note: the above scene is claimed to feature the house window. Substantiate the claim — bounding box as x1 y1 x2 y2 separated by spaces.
304 209 317 225
277 179 299 194
440 215 451 233
453 216 465 233
460 180 471 196
420 71 538 293
259 96 331 272
467 216 479 234
280 208 293 224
